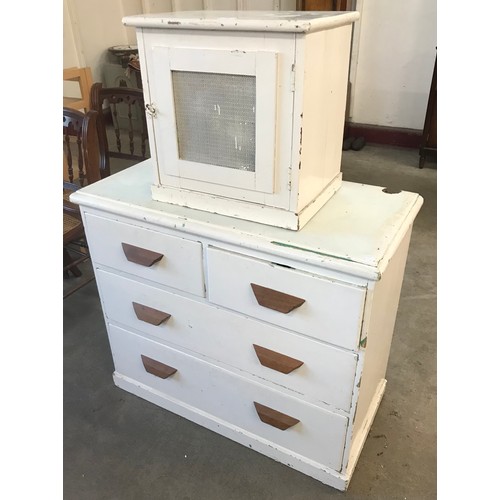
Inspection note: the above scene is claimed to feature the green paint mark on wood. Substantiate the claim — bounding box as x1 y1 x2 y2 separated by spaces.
270 241 355 262
359 337 367 348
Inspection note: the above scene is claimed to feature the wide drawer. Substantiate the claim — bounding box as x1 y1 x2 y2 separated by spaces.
97 269 358 412
207 247 366 351
84 213 205 296
108 324 349 471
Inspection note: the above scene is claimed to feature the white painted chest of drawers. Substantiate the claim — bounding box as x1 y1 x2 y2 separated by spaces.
71 160 423 491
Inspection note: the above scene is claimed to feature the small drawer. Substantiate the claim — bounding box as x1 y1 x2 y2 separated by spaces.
108 324 349 472
96 269 358 412
207 247 366 351
84 213 204 296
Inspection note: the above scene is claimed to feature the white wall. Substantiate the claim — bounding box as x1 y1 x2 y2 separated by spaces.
351 0 437 130
64 0 143 83
64 0 437 131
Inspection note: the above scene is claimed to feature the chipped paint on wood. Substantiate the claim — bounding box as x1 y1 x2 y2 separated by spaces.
122 11 361 34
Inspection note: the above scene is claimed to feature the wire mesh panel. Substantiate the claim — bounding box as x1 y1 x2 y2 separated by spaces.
172 71 256 172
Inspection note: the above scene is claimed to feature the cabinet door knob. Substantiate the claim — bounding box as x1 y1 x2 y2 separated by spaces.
253 344 303 374
122 243 164 267
141 355 177 379
133 302 171 326
253 402 300 430
250 283 305 314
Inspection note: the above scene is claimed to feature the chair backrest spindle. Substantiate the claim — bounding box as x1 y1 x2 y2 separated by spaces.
63 107 109 187
90 82 150 170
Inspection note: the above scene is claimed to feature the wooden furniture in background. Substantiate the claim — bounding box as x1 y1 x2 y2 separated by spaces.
419 55 437 168
297 1 355 11
63 67 93 112
63 107 109 298
127 57 143 90
90 82 149 170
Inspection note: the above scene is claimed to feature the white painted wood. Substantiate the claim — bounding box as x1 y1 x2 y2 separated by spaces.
114 371 351 490
123 11 360 33
70 161 422 491
83 213 205 296
344 378 386 482
141 29 293 214
150 172 342 230
96 268 359 412
71 160 423 280
150 45 278 193
124 12 359 228
296 25 352 211
207 247 366 351
108 324 349 471
350 226 413 445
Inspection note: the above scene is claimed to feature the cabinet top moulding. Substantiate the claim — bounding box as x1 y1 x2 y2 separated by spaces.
122 10 360 33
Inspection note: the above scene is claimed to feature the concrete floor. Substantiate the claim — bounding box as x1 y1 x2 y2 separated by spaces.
64 144 437 499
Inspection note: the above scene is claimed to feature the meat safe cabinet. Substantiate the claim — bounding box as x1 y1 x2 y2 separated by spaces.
71 10 424 493
123 10 360 229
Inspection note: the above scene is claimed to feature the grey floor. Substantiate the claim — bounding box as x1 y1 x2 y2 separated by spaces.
64 144 437 499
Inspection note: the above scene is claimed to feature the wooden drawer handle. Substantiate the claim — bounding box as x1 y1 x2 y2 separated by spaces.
141 355 177 379
253 344 303 374
250 283 305 314
254 402 300 430
133 302 171 326
122 243 163 267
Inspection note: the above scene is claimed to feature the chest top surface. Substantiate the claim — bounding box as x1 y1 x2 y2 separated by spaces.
122 10 360 33
72 161 423 279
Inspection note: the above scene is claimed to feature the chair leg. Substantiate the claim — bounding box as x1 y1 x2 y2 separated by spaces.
64 248 82 278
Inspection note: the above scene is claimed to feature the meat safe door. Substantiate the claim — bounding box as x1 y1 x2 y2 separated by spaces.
149 46 278 195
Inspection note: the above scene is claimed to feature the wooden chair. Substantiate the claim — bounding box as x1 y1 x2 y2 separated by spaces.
63 107 109 298
63 66 93 111
90 82 149 172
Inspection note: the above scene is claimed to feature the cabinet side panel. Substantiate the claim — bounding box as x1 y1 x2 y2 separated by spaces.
350 226 412 449
297 24 352 212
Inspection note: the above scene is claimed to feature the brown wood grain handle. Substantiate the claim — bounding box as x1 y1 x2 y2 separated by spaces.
254 402 300 430
253 344 304 374
122 242 163 267
250 283 305 314
133 302 171 326
141 355 177 379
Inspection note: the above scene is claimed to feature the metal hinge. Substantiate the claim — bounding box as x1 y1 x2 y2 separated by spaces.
290 64 296 92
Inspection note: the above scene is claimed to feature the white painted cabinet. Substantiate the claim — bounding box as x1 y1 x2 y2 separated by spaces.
71 160 423 491
123 11 360 229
